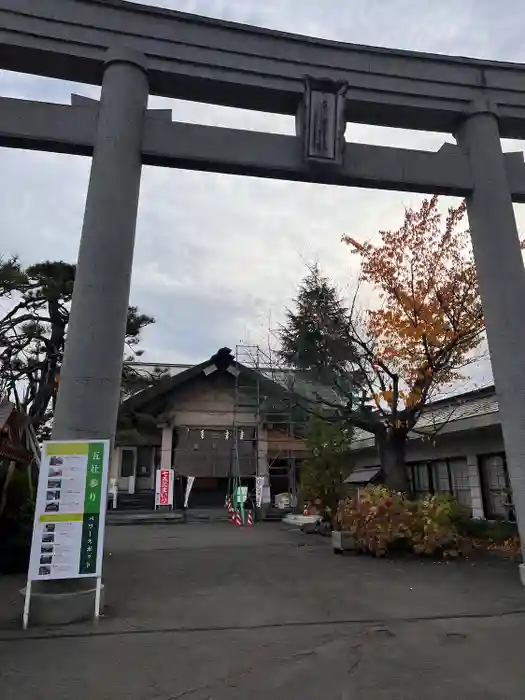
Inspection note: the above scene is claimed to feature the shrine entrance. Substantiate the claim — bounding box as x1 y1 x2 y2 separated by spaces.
3 0 525 580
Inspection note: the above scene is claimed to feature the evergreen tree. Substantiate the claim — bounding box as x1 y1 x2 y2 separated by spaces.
280 264 356 372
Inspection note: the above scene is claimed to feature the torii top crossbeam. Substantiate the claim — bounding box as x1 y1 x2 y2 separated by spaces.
3 0 525 138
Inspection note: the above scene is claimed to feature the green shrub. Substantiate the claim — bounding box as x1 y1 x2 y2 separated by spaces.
454 517 491 538
456 516 518 543
487 520 519 543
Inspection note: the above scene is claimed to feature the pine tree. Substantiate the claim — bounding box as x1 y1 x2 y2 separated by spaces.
0 257 155 438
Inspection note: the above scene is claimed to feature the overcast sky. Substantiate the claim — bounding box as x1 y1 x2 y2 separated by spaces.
2 0 525 391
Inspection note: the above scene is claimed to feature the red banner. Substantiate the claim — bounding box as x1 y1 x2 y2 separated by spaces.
159 469 170 506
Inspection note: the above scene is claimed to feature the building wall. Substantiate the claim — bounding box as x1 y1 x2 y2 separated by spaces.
351 425 504 470
350 425 507 520
165 373 258 427
117 370 305 498
160 374 257 478
173 426 256 477
117 372 302 487
266 429 308 458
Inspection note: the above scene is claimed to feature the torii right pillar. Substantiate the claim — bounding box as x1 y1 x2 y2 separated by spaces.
456 100 525 583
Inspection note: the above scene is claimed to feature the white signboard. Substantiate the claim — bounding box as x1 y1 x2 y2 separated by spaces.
255 476 265 508
155 469 174 509
184 476 195 508
23 439 110 628
27 439 110 582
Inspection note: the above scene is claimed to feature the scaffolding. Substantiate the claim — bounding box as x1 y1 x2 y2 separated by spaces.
229 345 260 505
232 343 305 509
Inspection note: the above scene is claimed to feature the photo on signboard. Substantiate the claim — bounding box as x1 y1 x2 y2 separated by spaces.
44 502 60 513
46 490 61 501
40 555 53 565
49 456 63 466
44 524 56 533
42 533 55 543
47 479 62 489
41 545 54 554
38 566 51 576
48 467 62 477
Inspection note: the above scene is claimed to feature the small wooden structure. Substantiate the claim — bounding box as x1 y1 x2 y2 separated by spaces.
0 397 35 467
0 397 40 516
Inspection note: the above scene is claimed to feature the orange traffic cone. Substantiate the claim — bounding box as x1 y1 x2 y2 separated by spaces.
234 510 243 527
246 510 253 527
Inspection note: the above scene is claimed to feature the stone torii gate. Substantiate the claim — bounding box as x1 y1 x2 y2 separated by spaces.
3 0 525 578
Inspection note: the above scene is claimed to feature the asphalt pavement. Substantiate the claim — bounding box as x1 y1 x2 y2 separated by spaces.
1 521 525 699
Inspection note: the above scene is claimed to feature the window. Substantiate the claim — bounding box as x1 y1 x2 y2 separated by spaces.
449 458 471 509
479 453 514 520
433 461 451 494
407 462 429 496
407 458 471 510
154 445 161 469
120 448 135 478
137 447 152 477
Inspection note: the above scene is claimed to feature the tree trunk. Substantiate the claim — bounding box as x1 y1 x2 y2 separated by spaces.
29 297 66 431
375 427 410 492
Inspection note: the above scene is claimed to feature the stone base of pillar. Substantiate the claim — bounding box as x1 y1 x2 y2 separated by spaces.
519 563 525 587
21 578 104 627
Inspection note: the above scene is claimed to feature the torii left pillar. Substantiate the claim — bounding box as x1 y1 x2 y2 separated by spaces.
52 47 149 442
28 47 149 627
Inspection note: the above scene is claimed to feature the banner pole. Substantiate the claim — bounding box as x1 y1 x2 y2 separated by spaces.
184 476 195 508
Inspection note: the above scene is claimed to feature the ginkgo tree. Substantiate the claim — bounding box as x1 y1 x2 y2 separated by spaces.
280 196 486 491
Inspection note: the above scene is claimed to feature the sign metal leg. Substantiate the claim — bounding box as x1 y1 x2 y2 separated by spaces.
22 580 32 630
94 577 102 621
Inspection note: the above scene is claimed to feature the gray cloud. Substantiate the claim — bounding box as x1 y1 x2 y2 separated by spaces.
2 0 525 388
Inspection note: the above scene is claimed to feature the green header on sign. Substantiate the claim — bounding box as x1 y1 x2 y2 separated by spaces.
83 442 104 515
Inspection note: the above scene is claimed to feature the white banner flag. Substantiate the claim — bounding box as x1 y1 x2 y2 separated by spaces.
255 476 265 508
184 476 195 508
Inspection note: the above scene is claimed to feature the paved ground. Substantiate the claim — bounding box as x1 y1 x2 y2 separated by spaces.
2 522 525 699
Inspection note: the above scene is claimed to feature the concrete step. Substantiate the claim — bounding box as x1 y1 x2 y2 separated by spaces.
107 510 184 526
116 492 155 510
186 508 230 521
